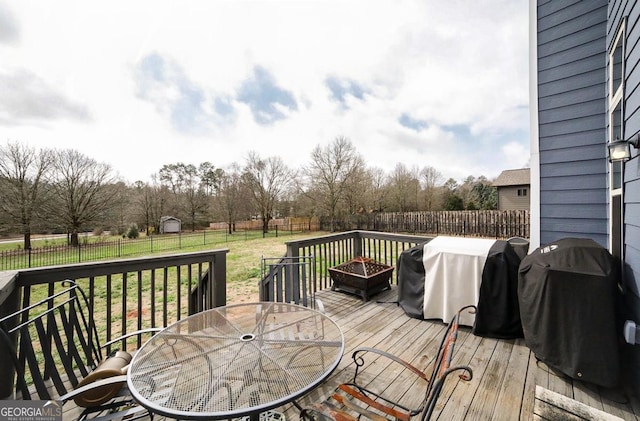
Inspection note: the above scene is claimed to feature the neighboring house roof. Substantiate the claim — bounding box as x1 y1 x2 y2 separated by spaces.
494 168 530 187
160 216 181 222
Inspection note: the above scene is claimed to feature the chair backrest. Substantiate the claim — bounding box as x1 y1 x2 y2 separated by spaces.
421 305 475 420
0 280 103 400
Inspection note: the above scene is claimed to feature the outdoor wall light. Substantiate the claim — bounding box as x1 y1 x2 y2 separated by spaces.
608 134 640 162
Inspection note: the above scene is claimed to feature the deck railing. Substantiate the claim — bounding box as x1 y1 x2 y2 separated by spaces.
0 249 228 398
260 255 316 306
259 230 433 305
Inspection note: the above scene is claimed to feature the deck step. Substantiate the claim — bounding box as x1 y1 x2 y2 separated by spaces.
534 386 624 421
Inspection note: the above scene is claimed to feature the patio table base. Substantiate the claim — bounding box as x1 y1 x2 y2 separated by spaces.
239 410 286 421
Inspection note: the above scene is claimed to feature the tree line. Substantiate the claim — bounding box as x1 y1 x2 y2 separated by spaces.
0 137 500 249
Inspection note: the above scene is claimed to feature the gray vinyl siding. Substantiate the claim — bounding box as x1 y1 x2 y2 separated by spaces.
537 0 608 247
536 0 640 393
610 0 640 304
623 149 640 389
609 0 640 390
626 158 640 299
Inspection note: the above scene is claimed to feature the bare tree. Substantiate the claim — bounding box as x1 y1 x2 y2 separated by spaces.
366 167 388 212
242 152 293 234
216 164 249 234
48 149 121 246
157 163 184 217
304 136 365 231
102 181 131 236
342 165 370 215
387 163 420 212
132 175 168 235
420 166 444 211
0 141 52 249
159 163 209 231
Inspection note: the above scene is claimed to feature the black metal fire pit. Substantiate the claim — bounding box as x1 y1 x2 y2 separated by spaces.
328 256 394 301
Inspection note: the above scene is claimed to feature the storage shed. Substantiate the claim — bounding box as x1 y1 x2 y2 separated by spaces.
160 216 181 234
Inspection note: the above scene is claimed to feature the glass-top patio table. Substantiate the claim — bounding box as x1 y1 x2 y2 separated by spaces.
127 302 344 420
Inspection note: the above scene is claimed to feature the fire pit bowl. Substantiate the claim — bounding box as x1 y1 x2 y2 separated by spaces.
328 256 394 301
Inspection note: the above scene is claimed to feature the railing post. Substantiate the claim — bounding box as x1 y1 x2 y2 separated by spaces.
259 257 267 301
212 253 227 308
287 246 300 304
0 272 20 399
353 232 363 257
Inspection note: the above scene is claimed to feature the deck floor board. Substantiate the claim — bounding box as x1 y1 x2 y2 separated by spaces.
491 339 529 421
520 348 539 421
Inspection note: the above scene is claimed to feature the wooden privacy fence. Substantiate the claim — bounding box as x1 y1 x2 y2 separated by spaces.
321 210 529 239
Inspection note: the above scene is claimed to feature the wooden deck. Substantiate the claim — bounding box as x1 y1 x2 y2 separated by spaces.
136 286 640 420
274 287 640 421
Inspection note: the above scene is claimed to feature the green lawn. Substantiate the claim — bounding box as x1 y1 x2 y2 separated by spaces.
0 229 317 271
12 231 328 303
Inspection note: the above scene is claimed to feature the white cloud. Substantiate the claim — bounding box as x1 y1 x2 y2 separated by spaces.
501 141 530 170
0 1 19 44
0 0 529 184
0 68 90 125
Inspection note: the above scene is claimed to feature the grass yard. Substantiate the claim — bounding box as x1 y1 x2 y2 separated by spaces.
224 231 330 303
0 230 317 271
18 231 329 326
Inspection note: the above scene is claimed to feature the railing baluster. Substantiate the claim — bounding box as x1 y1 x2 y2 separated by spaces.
137 271 143 349
150 269 156 327
106 274 112 350
122 272 127 345
163 267 168 326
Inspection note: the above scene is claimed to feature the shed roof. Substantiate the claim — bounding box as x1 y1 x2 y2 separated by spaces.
494 168 530 187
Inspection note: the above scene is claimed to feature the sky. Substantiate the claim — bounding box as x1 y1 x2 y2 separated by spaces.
0 0 530 185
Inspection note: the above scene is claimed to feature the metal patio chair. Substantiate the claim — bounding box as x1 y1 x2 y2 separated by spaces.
0 280 160 421
300 305 475 421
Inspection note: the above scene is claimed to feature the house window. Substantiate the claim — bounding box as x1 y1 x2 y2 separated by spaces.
609 23 625 192
609 19 625 261
612 33 623 93
517 188 527 197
